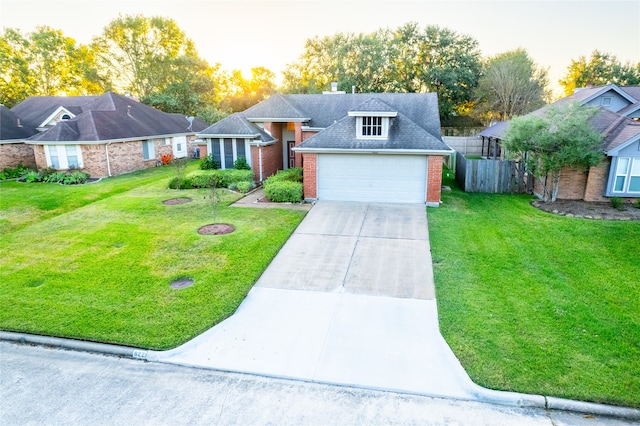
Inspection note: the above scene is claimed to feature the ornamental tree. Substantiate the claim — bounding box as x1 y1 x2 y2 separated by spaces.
502 102 604 202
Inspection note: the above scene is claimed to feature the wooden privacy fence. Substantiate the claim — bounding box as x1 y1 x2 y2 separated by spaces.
455 151 531 194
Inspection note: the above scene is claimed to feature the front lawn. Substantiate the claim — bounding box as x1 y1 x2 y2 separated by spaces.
428 176 640 407
0 165 306 350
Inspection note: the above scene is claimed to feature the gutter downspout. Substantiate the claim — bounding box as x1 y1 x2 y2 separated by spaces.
258 145 263 182
105 142 112 177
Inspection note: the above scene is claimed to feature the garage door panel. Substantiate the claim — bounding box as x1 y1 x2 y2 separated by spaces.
317 154 427 203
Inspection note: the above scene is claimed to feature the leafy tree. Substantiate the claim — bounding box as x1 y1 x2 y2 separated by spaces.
281 22 482 119
473 49 549 123
502 102 604 202
559 50 640 95
92 14 200 98
0 27 103 107
217 67 277 112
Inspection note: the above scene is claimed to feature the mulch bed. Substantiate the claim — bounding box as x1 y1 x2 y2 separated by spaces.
162 197 192 205
197 223 235 235
532 199 640 220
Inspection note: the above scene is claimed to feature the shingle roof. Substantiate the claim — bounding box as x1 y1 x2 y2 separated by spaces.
0 105 38 140
198 113 276 143
25 92 208 143
11 96 98 129
602 116 640 153
477 121 508 138
297 111 448 151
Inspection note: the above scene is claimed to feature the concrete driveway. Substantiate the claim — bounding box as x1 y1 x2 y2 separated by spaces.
154 201 475 399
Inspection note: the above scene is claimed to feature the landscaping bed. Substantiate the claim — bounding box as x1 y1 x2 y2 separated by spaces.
532 199 640 220
428 175 640 407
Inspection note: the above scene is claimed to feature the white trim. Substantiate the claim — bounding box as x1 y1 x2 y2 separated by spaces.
38 106 75 129
301 126 325 132
26 132 198 145
606 135 640 155
293 147 455 156
579 84 637 106
44 144 83 169
197 133 261 138
245 117 310 123
356 116 389 139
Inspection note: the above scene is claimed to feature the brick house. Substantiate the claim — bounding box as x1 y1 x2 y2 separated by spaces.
198 92 453 205
479 84 640 201
0 105 38 169
8 92 208 177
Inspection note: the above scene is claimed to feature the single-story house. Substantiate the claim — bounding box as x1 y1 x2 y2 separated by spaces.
0 105 38 169
9 92 208 177
198 91 453 205
478 84 640 201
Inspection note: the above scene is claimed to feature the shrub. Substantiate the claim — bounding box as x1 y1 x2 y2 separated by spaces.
636 199 640 209
267 167 303 183
21 170 42 183
200 154 220 170
1 164 30 180
236 181 255 194
62 171 90 185
217 169 254 187
168 177 192 189
189 173 220 188
264 180 303 203
43 172 67 183
610 196 624 210
233 156 251 170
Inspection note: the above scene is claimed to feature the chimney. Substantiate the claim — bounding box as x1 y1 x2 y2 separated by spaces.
331 82 338 92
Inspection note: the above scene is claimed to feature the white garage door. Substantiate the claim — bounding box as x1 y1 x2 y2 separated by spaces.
317 154 427 203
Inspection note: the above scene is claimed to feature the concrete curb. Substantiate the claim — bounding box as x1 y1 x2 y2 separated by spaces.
2 331 639 421
0 331 156 361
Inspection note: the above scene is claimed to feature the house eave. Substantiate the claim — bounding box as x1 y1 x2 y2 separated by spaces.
348 111 398 117
198 133 261 139
25 132 197 145
292 147 455 156
605 135 640 156
245 117 310 123
580 84 638 106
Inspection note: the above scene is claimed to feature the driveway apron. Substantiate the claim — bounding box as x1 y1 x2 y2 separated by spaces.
156 201 475 399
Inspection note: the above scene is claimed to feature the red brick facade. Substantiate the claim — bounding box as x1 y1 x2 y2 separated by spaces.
0 142 36 169
427 156 444 205
531 159 612 202
302 153 317 199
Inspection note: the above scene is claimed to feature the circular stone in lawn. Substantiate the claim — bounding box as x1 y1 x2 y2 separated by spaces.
170 278 194 289
162 197 192 205
197 223 235 235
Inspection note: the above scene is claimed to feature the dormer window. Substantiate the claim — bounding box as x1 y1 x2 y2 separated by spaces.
355 116 391 139
61 114 71 120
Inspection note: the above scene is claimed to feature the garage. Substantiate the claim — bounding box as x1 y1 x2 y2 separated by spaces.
317 154 427 203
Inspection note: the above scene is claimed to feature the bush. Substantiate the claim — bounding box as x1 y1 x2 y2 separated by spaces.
218 169 254 187
267 167 303 183
168 177 192 189
189 173 220 188
264 180 303 202
62 171 90 185
235 181 255 194
610 196 624 210
21 170 42 183
43 172 67 183
636 199 640 209
1 164 30 180
200 154 220 170
233 157 251 170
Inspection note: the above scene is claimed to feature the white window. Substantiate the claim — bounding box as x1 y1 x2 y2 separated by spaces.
142 140 155 160
613 157 640 193
356 116 389 139
45 145 83 169
163 137 171 146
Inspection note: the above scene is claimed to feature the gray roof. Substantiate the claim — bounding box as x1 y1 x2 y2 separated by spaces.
298 111 447 151
477 121 508 139
11 96 98 129
25 92 208 143
1 105 38 140
242 93 442 133
198 113 276 143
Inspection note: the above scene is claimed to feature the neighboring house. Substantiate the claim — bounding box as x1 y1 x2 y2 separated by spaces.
478 84 640 201
0 105 38 169
198 92 453 205
10 92 207 177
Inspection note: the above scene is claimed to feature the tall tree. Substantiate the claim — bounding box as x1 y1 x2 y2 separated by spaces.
92 15 200 98
473 49 549 124
559 50 640 95
502 102 604 202
281 23 482 119
218 67 277 112
0 27 103 107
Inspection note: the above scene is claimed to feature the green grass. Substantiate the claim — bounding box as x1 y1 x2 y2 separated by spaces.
0 164 306 350
428 175 640 407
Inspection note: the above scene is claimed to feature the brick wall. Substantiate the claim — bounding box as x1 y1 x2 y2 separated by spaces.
302 153 317 200
33 145 46 170
584 161 610 202
82 144 108 176
0 143 36 169
427 155 443 205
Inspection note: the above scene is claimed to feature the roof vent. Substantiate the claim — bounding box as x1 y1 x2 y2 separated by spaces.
127 105 132 117
16 118 22 127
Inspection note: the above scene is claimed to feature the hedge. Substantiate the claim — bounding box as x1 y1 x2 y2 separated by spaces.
263 168 304 202
170 169 254 189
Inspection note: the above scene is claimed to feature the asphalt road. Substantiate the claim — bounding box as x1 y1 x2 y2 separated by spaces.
1 342 635 425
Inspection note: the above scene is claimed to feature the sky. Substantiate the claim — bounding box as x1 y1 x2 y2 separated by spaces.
1 0 639 97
